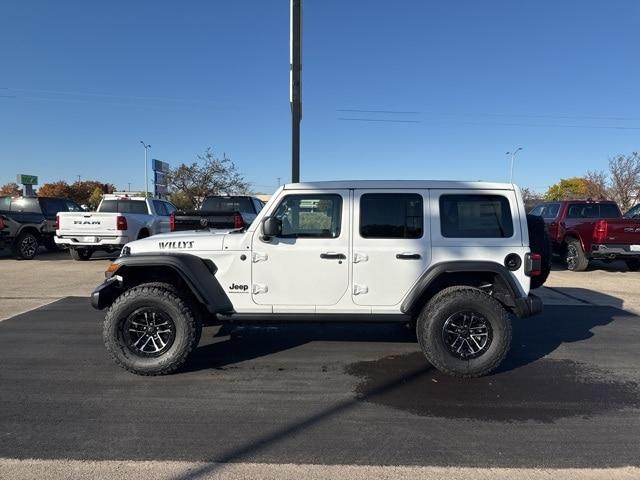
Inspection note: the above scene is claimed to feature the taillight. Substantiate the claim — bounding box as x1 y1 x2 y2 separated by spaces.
0 216 5 230
55 214 59 230
233 212 244 229
525 252 542 276
116 216 128 231
593 219 608 243
169 213 176 232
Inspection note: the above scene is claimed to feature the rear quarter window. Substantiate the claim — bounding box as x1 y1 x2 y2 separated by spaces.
440 194 513 238
99 200 148 214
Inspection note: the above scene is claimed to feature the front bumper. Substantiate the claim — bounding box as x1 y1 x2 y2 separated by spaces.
90 277 122 310
514 293 543 319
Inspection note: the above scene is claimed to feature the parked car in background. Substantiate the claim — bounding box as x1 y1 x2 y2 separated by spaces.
530 200 640 271
624 204 640 219
0 195 82 259
55 194 176 260
170 195 265 232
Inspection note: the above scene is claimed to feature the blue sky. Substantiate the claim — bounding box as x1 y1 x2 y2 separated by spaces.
1 0 639 194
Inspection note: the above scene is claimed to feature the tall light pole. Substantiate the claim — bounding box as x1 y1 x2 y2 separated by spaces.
290 0 302 183
140 140 151 196
506 147 522 183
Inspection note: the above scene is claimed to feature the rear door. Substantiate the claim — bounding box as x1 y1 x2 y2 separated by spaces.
351 190 430 306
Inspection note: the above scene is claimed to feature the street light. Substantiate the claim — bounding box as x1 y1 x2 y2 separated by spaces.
506 147 523 183
140 140 151 196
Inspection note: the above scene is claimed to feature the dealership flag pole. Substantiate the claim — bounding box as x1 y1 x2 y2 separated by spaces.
290 0 302 183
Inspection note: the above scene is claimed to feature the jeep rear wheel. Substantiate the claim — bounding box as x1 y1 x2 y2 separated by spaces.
565 239 589 272
103 284 201 375
416 286 511 378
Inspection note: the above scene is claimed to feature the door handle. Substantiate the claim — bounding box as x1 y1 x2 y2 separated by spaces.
320 252 346 260
396 253 421 260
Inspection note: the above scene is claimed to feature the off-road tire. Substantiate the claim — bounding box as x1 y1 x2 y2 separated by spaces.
69 248 93 261
134 282 203 347
12 231 39 260
565 238 589 272
103 283 201 375
416 286 512 378
626 259 640 272
526 214 551 289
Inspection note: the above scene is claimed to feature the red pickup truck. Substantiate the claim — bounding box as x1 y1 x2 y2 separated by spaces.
529 200 640 271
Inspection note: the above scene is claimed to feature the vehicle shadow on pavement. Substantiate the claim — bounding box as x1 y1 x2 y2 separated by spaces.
182 322 417 373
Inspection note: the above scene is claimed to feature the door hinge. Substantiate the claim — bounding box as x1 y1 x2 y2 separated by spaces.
252 284 268 294
353 284 368 295
353 252 369 263
252 252 268 263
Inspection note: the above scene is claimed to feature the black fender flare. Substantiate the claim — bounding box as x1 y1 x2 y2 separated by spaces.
91 253 233 314
400 261 525 315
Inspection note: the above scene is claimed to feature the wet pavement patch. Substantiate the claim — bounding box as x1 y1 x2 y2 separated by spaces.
345 352 640 423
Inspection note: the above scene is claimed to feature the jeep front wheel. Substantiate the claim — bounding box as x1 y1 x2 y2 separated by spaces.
103 284 201 375
416 286 512 378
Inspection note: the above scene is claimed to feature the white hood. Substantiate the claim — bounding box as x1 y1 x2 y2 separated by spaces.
126 230 227 254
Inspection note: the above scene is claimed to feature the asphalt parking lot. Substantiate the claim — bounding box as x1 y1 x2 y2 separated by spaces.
1 251 640 479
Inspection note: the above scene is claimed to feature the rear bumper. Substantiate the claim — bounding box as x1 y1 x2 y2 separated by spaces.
591 244 640 258
55 235 129 247
514 293 543 319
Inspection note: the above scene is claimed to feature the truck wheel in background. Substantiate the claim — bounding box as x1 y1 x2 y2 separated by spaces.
43 237 61 252
12 231 39 260
565 239 589 272
526 214 551 289
137 229 149 239
416 286 512 378
69 248 93 261
103 283 201 376
626 259 640 271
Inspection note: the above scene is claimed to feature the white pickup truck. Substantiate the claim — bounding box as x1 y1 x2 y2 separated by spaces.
55 195 177 260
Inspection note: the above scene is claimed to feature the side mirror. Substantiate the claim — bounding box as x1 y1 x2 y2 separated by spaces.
261 216 282 239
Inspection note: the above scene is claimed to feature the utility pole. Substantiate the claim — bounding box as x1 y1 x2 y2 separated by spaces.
506 147 522 183
277 177 281 187
127 182 131 192
290 0 302 183
140 140 151 197
76 175 81 183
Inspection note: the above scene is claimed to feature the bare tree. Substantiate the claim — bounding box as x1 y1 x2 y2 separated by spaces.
168 148 251 209
520 187 543 211
608 153 640 211
583 170 609 200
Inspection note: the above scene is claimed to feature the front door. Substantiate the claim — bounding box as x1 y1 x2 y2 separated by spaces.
352 190 430 306
251 190 350 308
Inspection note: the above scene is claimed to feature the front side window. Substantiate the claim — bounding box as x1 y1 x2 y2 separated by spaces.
440 194 514 238
530 202 560 219
164 202 177 215
153 200 167 216
360 193 423 239
273 194 342 238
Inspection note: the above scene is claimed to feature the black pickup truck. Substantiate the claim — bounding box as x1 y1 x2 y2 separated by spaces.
170 195 265 232
0 196 82 259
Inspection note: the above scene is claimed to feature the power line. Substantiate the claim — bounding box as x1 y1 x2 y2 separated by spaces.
338 117 422 124
337 109 420 115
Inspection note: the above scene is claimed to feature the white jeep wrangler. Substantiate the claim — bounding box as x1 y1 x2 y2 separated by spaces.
92 181 546 378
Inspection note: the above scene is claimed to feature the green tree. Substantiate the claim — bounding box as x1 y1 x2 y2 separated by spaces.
168 190 192 210
37 181 72 198
68 181 115 206
88 187 105 210
543 177 589 201
168 148 250 209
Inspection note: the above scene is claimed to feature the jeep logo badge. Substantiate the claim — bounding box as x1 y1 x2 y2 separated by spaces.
229 283 249 292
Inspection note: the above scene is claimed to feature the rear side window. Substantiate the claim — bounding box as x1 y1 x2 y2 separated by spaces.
530 202 560 219
360 193 423 239
440 194 513 238
100 200 148 214
10 197 40 213
39 198 67 216
153 200 167 216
